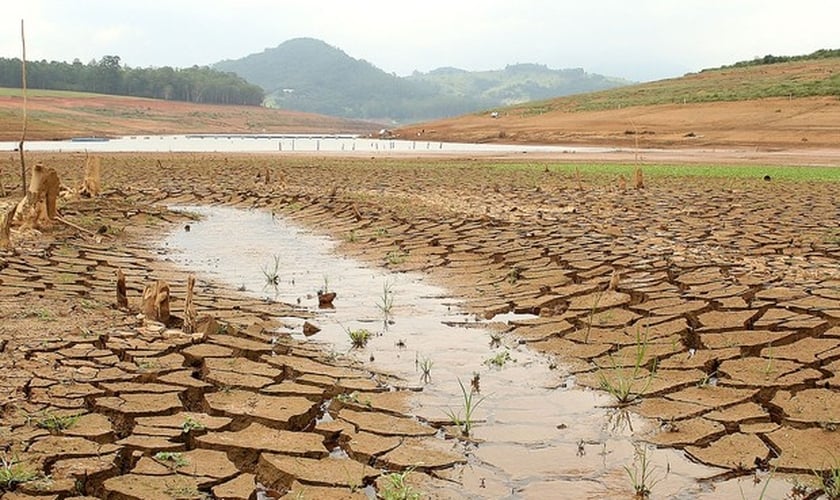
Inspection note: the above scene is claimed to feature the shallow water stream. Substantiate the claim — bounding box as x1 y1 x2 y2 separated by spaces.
160 205 790 499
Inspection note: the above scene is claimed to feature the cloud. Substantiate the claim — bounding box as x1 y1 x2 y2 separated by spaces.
1 0 839 80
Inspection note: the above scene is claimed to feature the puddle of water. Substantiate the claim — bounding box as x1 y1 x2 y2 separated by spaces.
161 205 795 499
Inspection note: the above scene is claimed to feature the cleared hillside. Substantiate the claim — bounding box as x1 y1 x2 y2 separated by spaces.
398 57 840 149
0 88 378 141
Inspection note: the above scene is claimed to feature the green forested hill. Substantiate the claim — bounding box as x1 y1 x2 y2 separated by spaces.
407 64 629 106
213 38 631 123
0 56 264 105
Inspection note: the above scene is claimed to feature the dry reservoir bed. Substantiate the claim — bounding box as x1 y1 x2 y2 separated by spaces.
0 153 838 499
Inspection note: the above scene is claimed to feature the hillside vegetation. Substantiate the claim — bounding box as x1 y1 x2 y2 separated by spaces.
504 53 840 116
407 64 628 106
214 38 629 123
398 54 840 149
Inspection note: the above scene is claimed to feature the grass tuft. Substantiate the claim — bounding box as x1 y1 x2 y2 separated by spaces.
417 356 433 384
444 378 486 437
380 467 422 500
813 455 840 500
0 454 38 490
597 329 656 405
34 412 81 433
261 254 281 285
154 451 189 469
624 445 662 499
347 328 371 349
484 350 514 369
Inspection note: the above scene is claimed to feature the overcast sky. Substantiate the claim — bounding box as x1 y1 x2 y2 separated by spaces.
2 0 838 82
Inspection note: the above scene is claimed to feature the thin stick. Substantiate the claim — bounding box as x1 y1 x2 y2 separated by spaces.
18 19 28 194
55 216 109 238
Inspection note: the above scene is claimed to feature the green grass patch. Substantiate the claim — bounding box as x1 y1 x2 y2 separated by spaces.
277 156 840 182
471 161 840 182
0 455 38 490
540 163 840 182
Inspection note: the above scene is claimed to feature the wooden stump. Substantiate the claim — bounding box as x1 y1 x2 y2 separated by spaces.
80 156 102 197
115 268 128 310
608 269 620 291
0 204 17 250
16 163 60 227
141 280 171 325
633 167 645 189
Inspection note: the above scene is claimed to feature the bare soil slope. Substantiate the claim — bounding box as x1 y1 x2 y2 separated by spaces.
0 90 379 140
400 97 840 149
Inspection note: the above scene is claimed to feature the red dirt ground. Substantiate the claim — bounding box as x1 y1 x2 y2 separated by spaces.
397 96 840 151
0 93 379 141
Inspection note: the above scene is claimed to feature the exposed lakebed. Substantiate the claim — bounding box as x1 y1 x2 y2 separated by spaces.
161 205 790 499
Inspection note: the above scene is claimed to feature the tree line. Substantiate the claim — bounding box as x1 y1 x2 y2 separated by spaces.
0 55 265 105
710 49 840 71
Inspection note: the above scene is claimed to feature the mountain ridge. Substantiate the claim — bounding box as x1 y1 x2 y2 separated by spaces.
213 38 632 123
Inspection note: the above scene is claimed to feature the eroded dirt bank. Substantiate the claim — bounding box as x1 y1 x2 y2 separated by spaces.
1 153 838 498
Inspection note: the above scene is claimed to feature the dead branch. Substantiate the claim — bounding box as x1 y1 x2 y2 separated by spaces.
183 275 197 333
55 216 100 237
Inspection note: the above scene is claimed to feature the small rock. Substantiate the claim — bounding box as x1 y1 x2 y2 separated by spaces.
302 321 321 337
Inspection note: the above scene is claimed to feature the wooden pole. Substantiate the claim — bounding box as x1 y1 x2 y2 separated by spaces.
18 19 28 194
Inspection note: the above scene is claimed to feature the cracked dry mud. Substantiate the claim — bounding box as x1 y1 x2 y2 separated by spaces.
0 182 464 498
1 153 838 498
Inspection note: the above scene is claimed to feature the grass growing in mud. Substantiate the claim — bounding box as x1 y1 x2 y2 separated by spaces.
597 330 656 406
813 457 840 500
0 455 38 490
380 467 422 500
445 378 486 437
347 328 372 349
625 445 662 499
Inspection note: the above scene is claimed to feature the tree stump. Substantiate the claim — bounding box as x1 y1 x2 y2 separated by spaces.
16 163 60 227
633 167 645 189
80 156 101 197
608 269 620 291
0 204 17 250
141 280 171 325
115 268 128 310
